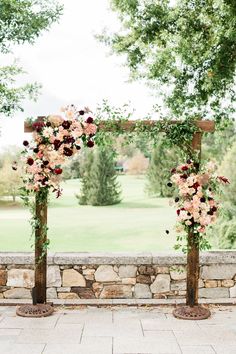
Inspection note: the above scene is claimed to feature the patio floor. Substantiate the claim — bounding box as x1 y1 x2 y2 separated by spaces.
0 305 235 354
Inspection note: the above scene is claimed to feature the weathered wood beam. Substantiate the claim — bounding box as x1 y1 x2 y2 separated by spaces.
24 118 215 133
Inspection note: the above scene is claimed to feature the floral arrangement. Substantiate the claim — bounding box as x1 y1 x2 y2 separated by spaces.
169 160 229 250
21 105 97 198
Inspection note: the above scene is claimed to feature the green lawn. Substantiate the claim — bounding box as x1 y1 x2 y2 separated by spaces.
0 175 178 252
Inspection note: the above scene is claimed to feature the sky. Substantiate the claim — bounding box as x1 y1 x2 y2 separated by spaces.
0 0 158 150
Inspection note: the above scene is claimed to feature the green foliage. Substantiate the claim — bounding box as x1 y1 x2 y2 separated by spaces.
207 142 236 249
95 100 199 160
146 138 178 197
77 146 121 206
208 203 236 249
219 140 236 205
0 63 41 116
202 120 236 162
77 150 95 205
0 0 63 116
0 0 63 53
101 0 236 123
0 158 22 201
0 147 22 201
62 155 81 180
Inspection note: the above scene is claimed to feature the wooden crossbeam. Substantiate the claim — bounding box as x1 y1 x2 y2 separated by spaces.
24 118 215 133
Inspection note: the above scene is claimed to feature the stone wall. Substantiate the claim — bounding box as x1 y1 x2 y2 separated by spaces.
0 252 235 300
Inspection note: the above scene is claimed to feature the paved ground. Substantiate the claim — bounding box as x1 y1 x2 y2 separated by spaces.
0 305 235 354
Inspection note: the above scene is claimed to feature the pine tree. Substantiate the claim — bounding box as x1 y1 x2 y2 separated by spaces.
77 147 121 206
87 147 121 206
146 139 178 197
77 150 94 205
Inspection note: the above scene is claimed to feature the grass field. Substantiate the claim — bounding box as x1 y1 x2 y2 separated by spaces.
0 175 178 252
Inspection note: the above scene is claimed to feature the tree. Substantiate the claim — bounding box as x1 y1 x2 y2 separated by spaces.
209 203 236 249
202 120 236 162
0 0 63 116
0 158 22 202
77 150 95 205
207 141 236 248
101 0 236 123
219 141 236 206
146 138 178 197
77 147 121 206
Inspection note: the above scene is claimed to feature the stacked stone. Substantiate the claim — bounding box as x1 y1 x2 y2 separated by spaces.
0 253 236 300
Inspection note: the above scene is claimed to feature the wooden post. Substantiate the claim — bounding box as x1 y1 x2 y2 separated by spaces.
186 233 199 306
16 189 53 316
34 192 48 304
186 132 202 307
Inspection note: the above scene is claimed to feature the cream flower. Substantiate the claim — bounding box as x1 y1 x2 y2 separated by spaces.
48 115 64 127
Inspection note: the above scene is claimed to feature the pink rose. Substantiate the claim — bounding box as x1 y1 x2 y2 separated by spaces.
84 123 97 135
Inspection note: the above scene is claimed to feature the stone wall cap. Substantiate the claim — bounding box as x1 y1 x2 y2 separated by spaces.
0 252 55 265
0 251 235 265
53 252 153 265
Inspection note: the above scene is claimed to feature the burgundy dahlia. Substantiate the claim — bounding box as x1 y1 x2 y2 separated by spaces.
53 139 61 150
192 182 200 190
181 165 188 171
79 110 85 115
62 120 71 129
27 158 34 166
86 116 94 124
171 168 176 174
64 136 75 144
32 121 45 132
64 147 73 156
23 140 29 147
87 140 94 148
180 174 188 179
54 168 63 175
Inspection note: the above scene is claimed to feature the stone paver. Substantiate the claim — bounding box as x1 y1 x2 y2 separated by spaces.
0 306 235 353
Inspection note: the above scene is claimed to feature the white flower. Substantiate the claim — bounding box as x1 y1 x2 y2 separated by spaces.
43 127 54 138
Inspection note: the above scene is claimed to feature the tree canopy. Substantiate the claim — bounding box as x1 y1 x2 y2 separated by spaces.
102 0 236 123
0 0 63 116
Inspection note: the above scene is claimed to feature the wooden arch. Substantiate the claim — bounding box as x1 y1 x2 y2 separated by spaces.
22 118 215 319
